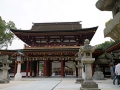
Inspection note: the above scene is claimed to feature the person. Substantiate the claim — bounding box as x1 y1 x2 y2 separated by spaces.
113 65 119 85
115 63 120 86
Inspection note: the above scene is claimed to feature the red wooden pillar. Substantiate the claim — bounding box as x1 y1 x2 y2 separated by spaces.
34 61 37 76
14 62 17 76
46 60 49 76
26 61 29 77
30 61 32 76
50 61 52 76
76 61 78 77
37 60 39 76
43 60 47 76
35 61 38 76
61 60 65 77
48 61 51 76
47 61 49 76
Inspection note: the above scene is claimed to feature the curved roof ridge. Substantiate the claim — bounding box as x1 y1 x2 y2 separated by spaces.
32 21 82 25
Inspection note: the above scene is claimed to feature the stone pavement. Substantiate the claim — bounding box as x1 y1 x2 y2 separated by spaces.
0 77 120 90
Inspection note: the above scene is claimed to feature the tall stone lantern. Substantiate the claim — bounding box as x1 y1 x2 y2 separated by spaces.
80 39 100 90
0 55 12 83
75 49 84 84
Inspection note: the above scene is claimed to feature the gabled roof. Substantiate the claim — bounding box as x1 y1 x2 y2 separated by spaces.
31 21 82 31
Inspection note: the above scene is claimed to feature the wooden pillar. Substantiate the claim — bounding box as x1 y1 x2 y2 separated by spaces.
43 60 47 76
14 62 17 76
50 61 52 76
46 60 49 76
26 61 29 77
46 61 48 76
61 60 65 77
34 61 37 76
30 61 32 76
35 61 38 76
48 61 51 76
76 61 78 77
37 60 39 76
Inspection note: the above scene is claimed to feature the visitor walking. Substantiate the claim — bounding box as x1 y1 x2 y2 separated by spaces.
113 65 119 85
115 63 120 86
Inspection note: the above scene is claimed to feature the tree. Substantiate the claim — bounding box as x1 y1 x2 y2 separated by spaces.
0 16 17 49
105 19 113 27
95 39 115 49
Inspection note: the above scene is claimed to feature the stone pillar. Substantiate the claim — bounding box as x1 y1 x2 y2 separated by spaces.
14 62 22 80
80 39 101 90
14 55 23 81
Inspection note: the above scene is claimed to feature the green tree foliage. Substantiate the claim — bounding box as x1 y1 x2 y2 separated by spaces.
0 16 17 49
95 39 115 49
105 19 113 27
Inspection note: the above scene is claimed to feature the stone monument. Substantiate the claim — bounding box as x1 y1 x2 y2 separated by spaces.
0 54 12 83
96 0 120 40
93 65 104 80
80 39 101 90
75 49 84 84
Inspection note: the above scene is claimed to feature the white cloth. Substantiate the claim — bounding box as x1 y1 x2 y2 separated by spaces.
115 63 120 75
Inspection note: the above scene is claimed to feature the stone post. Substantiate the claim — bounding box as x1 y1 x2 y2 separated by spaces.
75 49 84 84
80 39 101 90
14 55 23 81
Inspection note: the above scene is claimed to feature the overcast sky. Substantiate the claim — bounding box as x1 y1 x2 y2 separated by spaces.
0 0 112 49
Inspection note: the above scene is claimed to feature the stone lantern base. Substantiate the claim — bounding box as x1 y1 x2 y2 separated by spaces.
93 71 104 80
80 80 101 90
0 79 9 84
76 78 84 84
14 73 22 81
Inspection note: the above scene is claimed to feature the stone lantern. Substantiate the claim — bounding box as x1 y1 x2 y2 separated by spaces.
80 39 100 90
0 55 12 83
75 49 84 84
14 50 24 81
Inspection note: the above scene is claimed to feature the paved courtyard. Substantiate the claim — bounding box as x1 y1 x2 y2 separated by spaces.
0 77 120 90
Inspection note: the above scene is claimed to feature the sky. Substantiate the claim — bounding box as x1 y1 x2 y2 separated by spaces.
0 0 113 49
